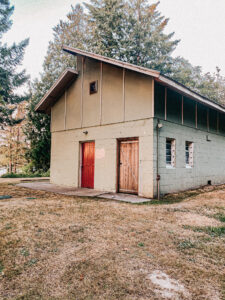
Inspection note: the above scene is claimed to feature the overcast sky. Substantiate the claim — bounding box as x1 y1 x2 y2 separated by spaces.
3 0 225 82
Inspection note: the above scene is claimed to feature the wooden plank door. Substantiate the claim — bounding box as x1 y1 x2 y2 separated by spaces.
81 142 95 189
118 139 139 194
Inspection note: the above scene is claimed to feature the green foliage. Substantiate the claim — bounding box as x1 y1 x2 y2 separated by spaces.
24 5 86 171
136 191 196 205
193 226 225 237
43 4 87 82
123 0 179 73
0 0 29 128
184 225 225 237
177 239 196 250
85 0 179 73
25 0 225 172
0 261 4 274
24 92 51 172
20 248 30 257
5 223 12 230
213 213 225 223
1 170 50 178
170 58 225 106
21 162 36 174
85 0 127 59
27 258 38 267
25 1 180 171
137 242 144 247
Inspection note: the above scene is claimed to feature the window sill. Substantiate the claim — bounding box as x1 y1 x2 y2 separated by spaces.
185 165 193 169
166 165 175 169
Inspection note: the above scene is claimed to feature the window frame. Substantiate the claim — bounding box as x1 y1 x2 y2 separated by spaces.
166 138 176 168
185 141 194 168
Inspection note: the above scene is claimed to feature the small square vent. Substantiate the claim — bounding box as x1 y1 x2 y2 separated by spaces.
89 81 98 94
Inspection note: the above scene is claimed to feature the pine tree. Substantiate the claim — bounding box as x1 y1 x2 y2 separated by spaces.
44 4 87 85
24 5 87 172
85 0 126 59
123 0 179 73
0 102 27 173
25 1 225 172
85 0 179 73
24 82 51 172
0 0 29 128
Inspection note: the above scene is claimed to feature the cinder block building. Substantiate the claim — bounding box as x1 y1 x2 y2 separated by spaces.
36 47 225 198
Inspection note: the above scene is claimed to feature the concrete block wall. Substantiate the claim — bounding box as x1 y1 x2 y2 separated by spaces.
51 118 154 198
153 119 225 196
94 138 117 192
51 131 80 186
139 135 154 197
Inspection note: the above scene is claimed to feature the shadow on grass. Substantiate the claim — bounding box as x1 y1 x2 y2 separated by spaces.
136 185 225 206
136 191 202 206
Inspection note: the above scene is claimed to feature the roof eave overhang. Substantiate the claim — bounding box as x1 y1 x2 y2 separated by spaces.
35 68 78 114
157 75 225 114
63 46 225 114
63 46 160 78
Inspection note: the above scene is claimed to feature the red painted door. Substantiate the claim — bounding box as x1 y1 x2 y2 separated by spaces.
81 142 95 189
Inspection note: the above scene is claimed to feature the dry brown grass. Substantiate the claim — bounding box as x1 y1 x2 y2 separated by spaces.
0 182 225 299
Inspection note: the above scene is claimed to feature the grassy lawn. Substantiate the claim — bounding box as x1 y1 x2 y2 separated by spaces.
0 182 224 299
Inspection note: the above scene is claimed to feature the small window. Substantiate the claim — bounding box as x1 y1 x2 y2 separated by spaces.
166 138 176 167
89 81 98 94
185 141 194 168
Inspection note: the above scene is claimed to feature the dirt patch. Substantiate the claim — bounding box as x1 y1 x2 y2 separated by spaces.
147 270 190 299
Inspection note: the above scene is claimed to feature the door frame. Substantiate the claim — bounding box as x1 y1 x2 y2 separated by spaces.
117 137 139 194
79 140 95 188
